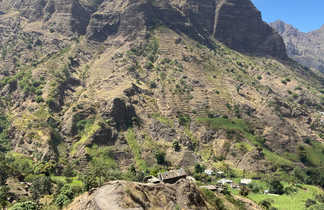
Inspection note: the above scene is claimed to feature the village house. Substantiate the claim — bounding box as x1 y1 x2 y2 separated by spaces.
216 171 225 178
148 177 161 184
217 178 233 186
240 179 252 185
200 185 217 191
204 169 214 176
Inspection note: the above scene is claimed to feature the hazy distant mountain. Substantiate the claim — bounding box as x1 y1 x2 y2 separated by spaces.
271 20 324 73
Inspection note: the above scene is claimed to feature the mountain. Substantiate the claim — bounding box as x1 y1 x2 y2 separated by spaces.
270 20 324 73
0 0 323 209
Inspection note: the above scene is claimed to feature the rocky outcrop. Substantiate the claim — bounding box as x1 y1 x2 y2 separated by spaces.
271 20 324 72
213 0 287 59
66 179 209 210
107 98 137 131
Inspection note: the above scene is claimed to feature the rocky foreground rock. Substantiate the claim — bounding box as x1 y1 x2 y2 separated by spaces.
66 179 209 210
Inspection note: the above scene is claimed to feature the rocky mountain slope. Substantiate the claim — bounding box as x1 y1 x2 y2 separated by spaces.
0 0 323 209
270 20 324 73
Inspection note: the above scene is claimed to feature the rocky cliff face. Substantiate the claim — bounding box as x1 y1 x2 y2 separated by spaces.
0 0 287 58
213 0 287 59
271 20 324 72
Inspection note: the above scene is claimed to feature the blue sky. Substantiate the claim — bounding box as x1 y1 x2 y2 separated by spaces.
251 0 324 32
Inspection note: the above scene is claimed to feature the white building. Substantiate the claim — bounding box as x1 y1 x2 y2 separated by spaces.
204 169 214 176
240 179 252 185
217 178 233 185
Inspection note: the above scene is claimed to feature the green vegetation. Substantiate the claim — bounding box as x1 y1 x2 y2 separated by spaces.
0 114 10 151
155 151 166 165
0 185 9 209
46 64 71 111
177 113 191 127
87 145 120 184
151 113 173 127
125 129 147 171
6 152 34 175
197 117 250 134
248 184 322 210
201 188 226 210
0 69 45 101
10 201 38 210
71 119 101 156
54 184 74 207
172 141 181 152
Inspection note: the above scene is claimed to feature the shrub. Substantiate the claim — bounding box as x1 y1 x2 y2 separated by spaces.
194 163 205 173
81 173 98 192
144 61 154 70
239 185 250 196
259 199 274 210
269 179 284 195
0 185 9 208
46 98 57 111
55 184 74 207
248 182 263 193
305 199 317 208
31 175 52 200
11 201 38 210
128 65 137 72
76 118 95 134
284 185 297 195
0 114 10 152
281 80 287 85
316 194 324 203
303 137 312 145
35 96 44 103
177 113 191 127
161 58 171 64
155 151 166 165
150 81 157 89
172 141 181 152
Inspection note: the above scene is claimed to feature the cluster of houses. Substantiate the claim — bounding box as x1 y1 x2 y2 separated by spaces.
145 168 253 192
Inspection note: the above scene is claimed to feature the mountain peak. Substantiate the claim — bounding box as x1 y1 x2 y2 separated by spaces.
270 20 300 35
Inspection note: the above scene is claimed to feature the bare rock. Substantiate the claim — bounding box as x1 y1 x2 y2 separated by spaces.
66 179 209 210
